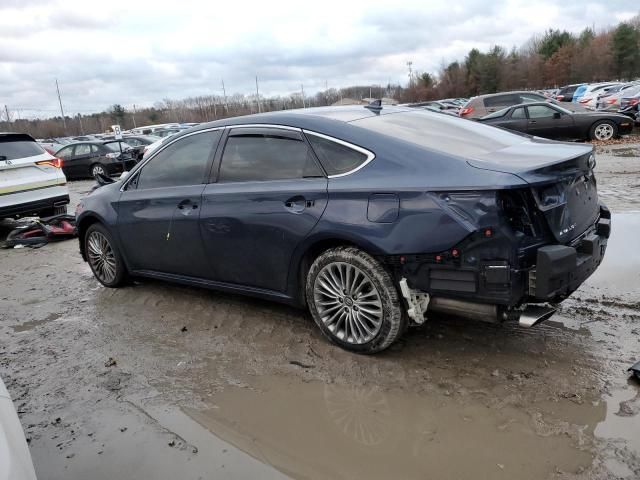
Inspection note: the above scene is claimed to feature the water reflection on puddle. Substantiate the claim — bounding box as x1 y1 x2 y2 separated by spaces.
585 213 640 293
184 378 597 480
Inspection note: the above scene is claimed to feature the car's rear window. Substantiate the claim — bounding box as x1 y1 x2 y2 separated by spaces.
483 94 519 108
353 110 524 158
0 139 45 160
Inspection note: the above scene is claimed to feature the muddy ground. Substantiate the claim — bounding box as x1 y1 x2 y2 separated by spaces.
1 143 639 480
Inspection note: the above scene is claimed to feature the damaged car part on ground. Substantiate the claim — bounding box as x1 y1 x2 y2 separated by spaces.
75 105 610 353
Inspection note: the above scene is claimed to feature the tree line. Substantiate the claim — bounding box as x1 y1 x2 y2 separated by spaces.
2 15 639 139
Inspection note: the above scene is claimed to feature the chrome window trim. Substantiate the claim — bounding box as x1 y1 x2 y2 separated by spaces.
227 124 301 132
120 127 224 191
302 130 375 178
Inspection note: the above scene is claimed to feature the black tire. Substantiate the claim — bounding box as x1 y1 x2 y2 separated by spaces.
306 246 406 354
589 120 617 141
84 223 127 287
90 163 107 178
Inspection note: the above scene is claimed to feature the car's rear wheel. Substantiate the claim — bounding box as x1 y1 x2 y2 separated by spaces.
90 163 107 178
590 120 617 141
306 246 406 354
85 223 127 287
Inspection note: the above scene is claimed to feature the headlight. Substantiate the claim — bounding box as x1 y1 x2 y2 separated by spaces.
588 154 596 171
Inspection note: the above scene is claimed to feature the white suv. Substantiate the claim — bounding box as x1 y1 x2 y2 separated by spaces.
0 133 69 218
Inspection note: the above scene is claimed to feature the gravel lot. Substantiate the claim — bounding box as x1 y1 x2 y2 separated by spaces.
1 142 639 480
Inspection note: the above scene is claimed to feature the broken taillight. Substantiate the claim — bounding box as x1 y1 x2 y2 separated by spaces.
459 106 474 116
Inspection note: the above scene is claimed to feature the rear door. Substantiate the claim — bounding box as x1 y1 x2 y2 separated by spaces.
117 130 221 277
199 126 328 293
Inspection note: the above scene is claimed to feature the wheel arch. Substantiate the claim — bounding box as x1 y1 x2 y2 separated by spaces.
77 214 106 261
290 234 383 307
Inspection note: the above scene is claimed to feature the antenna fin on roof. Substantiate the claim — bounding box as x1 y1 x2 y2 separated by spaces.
364 99 383 113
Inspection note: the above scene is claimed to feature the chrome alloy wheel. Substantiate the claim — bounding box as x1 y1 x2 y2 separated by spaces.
594 123 614 141
87 230 117 283
92 164 106 177
313 262 383 344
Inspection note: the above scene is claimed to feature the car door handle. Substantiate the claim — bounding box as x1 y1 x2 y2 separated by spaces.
529 120 537 124
178 204 198 210
284 196 307 213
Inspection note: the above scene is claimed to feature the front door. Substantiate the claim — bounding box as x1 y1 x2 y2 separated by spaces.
526 105 575 139
199 127 328 293
117 130 221 277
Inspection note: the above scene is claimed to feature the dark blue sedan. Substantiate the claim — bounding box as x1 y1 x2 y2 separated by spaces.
76 105 610 353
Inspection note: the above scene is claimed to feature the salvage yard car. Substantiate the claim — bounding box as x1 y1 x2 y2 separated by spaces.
75 105 610 353
478 102 633 141
55 141 137 179
1 132 69 219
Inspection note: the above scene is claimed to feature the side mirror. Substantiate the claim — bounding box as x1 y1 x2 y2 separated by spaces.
553 112 562 119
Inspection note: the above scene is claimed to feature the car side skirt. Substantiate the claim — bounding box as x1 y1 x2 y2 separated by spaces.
131 269 298 306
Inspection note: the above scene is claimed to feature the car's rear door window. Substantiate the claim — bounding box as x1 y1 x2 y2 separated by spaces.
305 133 369 176
135 131 220 189
218 131 323 182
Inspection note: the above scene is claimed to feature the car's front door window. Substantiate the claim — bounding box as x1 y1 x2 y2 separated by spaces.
135 131 220 190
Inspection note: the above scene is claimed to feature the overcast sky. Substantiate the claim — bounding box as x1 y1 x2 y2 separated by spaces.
0 0 637 118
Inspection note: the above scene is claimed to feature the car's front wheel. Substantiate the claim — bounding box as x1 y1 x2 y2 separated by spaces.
85 223 127 287
590 120 617 141
306 246 406 354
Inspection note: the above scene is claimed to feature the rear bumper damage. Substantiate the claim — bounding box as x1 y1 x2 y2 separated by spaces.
393 205 610 327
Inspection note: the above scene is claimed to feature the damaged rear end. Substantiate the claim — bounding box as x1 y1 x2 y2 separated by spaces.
396 143 610 327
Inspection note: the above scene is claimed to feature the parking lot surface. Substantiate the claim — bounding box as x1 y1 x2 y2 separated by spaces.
1 142 639 479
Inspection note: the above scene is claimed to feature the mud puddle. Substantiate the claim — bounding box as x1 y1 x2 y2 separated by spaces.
183 376 598 480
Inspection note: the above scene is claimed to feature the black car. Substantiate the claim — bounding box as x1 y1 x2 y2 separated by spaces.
55 141 137 179
76 105 610 353
478 102 634 141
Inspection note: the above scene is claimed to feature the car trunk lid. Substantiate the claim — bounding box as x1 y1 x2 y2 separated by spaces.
468 140 598 243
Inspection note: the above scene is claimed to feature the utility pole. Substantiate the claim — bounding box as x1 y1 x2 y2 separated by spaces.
78 113 84 135
4 105 10 125
255 75 261 113
221 79 229 113
406 61 413 87
301 84 306 108
55 79 67 132
132 104 137 128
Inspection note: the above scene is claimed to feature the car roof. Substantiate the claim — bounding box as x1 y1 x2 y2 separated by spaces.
472 91 544 99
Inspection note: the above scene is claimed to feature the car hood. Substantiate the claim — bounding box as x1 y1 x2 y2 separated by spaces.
466 138 593 185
